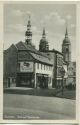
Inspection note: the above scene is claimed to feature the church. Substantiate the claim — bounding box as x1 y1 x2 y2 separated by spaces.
3 16 76 89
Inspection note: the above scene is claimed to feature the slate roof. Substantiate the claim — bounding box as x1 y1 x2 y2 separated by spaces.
16 41 27 50
30 52 53 65
16 41 48 57
15 41 53 65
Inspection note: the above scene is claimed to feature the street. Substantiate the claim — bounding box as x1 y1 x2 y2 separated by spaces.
3 93 76 120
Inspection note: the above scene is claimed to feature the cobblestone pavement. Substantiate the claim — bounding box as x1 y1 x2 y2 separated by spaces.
3 93 76 120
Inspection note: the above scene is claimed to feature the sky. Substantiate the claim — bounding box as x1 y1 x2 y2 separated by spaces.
4 2 76 61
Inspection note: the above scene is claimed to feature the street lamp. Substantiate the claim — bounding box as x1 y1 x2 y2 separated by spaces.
60 67 65 95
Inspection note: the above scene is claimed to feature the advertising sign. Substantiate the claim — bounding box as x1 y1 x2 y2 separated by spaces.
20 62 33 72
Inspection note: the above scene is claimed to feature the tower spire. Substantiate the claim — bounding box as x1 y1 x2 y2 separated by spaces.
42 27 46 39
39 28 49 52
65 27 68 38
62 26 71 64
25 15 32 45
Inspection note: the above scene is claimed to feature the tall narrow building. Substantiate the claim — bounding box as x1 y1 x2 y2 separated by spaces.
39 28 49 52
25 16 32 45
62 27 71 64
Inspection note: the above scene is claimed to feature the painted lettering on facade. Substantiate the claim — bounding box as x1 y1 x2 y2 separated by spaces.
20 62 33 72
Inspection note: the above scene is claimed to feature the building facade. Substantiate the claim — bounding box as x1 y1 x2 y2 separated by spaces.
39 29 65 88
16 41 53 88
4 17 53 88
66 62 76 87
3 44 18 88
4 16 76 89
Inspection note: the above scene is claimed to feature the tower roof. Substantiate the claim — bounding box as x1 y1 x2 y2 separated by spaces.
42 27 46 39
63 27 70 44
27 15 31 27
25 15 32 45
65 27 68 38
43 28 46 35
39 28 49 51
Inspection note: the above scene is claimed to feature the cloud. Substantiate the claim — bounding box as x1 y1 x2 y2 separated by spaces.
41 12 65 26
26 11 31 16
66 14 72 20
7 23 26 33
12 9 23 17
71 24 75 28
32 26 37 32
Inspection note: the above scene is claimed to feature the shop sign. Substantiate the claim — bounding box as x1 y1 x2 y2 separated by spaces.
20 62 33 72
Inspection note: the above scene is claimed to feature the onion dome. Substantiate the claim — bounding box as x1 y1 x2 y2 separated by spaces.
63 27 70 44
39 28 49 52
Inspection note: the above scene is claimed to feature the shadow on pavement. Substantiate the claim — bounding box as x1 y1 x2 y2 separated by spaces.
4 87 58 97
4 87 76 99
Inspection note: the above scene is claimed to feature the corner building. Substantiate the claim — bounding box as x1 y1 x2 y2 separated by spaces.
3 17 53 88
16 41 53 88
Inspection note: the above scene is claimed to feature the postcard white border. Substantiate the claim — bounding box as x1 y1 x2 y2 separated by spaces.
0 1 80 124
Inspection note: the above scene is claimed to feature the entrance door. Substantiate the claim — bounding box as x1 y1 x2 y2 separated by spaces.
37 75 48 88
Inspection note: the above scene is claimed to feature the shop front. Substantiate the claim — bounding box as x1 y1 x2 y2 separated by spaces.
36 74 49 88
16 61 35 87
16 73 34 87
56 78 62 88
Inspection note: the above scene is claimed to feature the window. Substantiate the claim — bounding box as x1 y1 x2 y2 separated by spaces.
41 64 42 70
46 65 48 70
46 65 47 70
49 66 50 70
37 63 39 69
50 66 52 70
47 66 49 70
44 65 45 70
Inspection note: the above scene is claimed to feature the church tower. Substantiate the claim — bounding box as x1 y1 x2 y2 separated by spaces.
62 27 71 64
39 28 49 52
25 15 32 45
